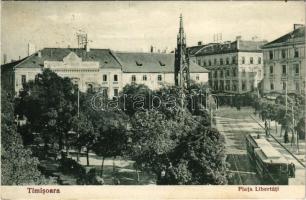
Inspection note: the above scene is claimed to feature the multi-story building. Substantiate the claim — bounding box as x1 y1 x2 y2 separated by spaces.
188 37 267 94
1 48 208 98
262 24 305 96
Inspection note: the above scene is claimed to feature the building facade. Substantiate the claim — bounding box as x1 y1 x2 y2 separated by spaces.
1 48 208 98
262 25 305 95
188 38 267 94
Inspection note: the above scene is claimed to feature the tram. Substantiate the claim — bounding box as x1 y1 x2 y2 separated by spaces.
245 134 289 185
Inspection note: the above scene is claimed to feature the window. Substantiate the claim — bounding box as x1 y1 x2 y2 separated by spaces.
114 74 118 82
294 64 299 74
102 88 108 97
283 82 286 90
270 83 274 90
232 84 237 91
21 75 26 84
197 60 201 65
220 71 223 77
226 70 230 77
196 75 199 81
242 57 245 64
203 61 206 66
103 74 107 81
250 57 253 64
296 82 300 91
294 49 299 58
232 68 236 77
226 80 230 90
269 51 273 60
214 59 217 65
282 65 287 75
220 58 223 65
242 81 246 91
208 60 211 66
114 89 119 97
132 75 136 82
269 66 274 74
281 49 286 59
258 57 261 64
232 56 236 64
143 75 147 81
208 72 212 78
226 58 229 65
242 69 246 77
157 75 162 81
87 84 93 93
214 71 218 78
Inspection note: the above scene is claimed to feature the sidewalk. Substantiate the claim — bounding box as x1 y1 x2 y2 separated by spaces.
250 113 305 185
251 113 305 162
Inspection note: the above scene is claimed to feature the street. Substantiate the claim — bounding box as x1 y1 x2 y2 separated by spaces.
215 106 305 185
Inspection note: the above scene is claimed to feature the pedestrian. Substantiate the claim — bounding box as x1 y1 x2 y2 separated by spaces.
265 121 268 137
291 162 296 178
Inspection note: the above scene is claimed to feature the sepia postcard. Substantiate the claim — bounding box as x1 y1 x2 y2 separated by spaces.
1 1 305 199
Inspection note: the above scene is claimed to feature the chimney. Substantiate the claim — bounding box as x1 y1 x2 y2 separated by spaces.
236 36 241 49
294 24 304 30
198 41 203 46
27 43 36 56
3 54 7 64
150 45 154 53
19 56 21 60
38 51 42 58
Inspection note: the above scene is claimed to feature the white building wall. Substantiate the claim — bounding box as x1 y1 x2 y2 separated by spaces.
15 68 42 93
194 51 263 94
262 44 305 94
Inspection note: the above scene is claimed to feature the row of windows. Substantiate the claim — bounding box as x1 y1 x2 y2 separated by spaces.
268 64 300 75
210 80 254 91
269 82 300 91
197 56 261 67
131 75 163 82
209 69 237 78
103 74 118 82
19 73 203 88
268 48 300 60
53 69 99 73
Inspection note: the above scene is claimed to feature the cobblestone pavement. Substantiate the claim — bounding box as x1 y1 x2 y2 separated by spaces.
215 106 305 185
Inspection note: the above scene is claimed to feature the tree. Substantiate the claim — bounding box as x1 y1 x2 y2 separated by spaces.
1 89 51 185
15 69 78 157
128 111 182 182
128 109 227 185
296 117 305 140
91 110 129 179
120 84 152 116
158 125 228 185
70 112 97 165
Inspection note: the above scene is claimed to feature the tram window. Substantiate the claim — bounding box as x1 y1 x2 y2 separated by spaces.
267 164 279 173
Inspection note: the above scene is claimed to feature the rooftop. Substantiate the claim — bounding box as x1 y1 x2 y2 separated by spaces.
114 52 208 73
1 48 208 73
263 25 305 49
188 40 267 56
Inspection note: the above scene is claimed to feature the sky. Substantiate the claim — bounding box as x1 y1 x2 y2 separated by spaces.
1 1 305 62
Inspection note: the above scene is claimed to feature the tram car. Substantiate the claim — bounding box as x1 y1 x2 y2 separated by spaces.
245 134 289 185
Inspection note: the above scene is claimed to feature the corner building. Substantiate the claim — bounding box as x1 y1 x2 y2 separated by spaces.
188 37 266 94
262 25 305 95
